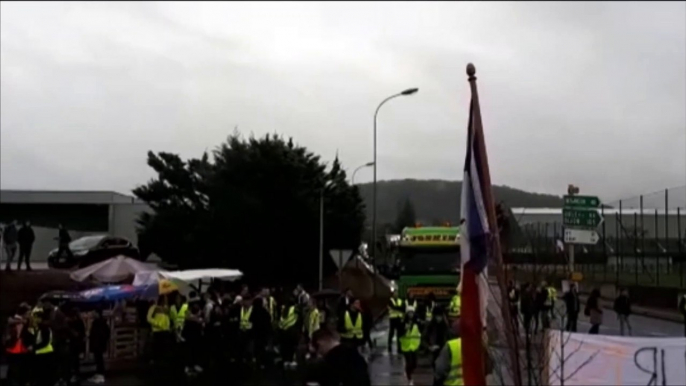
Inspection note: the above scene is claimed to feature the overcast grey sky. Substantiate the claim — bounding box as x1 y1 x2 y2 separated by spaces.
1 1 685 203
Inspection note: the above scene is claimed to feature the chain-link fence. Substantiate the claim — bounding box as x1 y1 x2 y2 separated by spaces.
506 186 686 289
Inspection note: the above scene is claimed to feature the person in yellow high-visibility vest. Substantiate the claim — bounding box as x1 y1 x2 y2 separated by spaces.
399 307 422 385
278 297 300 368
147 299 173 369
170 294 189 340
33 311 57 386
434 319 463 386
448 288 461 321
339 299 364 349
387 289 405 353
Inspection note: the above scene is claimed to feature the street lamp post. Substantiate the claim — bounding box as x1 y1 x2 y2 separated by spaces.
319 180 334 291
352 161 374 185
372 88 418 290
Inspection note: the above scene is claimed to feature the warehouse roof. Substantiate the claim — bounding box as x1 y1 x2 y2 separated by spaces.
0 190 144 205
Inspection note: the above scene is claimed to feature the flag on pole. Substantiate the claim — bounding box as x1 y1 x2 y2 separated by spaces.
459 64 492 386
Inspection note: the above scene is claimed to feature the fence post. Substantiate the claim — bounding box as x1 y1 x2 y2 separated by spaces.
602 205 607 282
634 212 638 285
654 209 659 287
678 207 683 289
664 189 669 276
615 208 622 286
640 195 646 284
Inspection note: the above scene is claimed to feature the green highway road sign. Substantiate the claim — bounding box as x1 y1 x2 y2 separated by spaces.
563 195 601 208
563 208 603 228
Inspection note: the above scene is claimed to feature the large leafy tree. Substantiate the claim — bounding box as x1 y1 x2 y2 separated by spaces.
134 133 365 287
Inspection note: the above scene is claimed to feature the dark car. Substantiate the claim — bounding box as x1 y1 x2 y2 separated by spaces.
47 235 141 269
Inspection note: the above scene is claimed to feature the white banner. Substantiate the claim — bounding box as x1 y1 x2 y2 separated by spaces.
547 331 686 386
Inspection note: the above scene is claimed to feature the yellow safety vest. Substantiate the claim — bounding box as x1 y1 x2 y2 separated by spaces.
444 338 464 386
406 300 417 313
546 287 557 306
448 295 461 318
279 306 297 330
147 305 171 333
171 303 188 331
340 311 363 340
240 306 253 331
307 308 321 338
399 323 421 353
389 298 404 319
426 301 435 321
35 329 54 355
268 297 277 321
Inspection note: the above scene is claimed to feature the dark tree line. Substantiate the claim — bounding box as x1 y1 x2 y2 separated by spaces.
134 133 365 287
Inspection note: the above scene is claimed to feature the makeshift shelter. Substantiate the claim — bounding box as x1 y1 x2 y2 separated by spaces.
70 255 160 283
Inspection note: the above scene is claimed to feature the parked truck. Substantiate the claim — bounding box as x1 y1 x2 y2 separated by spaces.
395 226 461 303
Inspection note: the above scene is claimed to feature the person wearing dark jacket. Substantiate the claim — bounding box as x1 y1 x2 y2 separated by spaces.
507 281 520 329
55 224 73 261
534 284 549 331
17 221 35 271
88 308 110 384
423 305 450 368
613 288 632 336
66 307 86 383
563 284 581 332
3 220 18 272
585 289 603 335
252 297 273 368
306 328 371 386
183 303 205 375
4 315 35 386
520 283 536 335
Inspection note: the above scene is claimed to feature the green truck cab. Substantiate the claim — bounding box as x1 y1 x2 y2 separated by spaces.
395 226 461 304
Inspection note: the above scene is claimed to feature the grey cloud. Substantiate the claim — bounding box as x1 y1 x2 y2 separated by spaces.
1 2 684 204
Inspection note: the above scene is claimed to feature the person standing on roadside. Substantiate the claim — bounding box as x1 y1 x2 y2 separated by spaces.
520 283 535 335
679 292 686 337
66 307 86 384
34 310 56 386
87 308 110 384
55 224 73 261
399 307 422 385
17 221 35 271
507 280 520 330
387 289 405 354
4 315 34 386
585 289 603 335
423 305 449 369
613 288 632 336
563 283 581 332
3 220 19 272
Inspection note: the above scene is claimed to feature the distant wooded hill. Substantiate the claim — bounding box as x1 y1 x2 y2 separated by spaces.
356 179 563 226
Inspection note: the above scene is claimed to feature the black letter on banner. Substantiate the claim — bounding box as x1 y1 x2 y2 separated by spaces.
633 347 658 386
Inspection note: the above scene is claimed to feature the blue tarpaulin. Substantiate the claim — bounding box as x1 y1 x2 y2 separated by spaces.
78 285 146 303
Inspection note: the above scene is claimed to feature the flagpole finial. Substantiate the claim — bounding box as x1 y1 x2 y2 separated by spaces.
466 63 476 78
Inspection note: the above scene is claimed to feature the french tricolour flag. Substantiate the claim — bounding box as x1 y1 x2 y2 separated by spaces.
459 97 491 385
459 99 491 328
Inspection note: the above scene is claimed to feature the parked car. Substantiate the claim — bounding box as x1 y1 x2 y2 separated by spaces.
47 235 141 269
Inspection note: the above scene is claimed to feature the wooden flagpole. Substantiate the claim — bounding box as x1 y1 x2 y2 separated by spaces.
467 63 523 386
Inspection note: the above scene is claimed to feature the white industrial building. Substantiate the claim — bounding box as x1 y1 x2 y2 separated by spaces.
0 190 151 262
